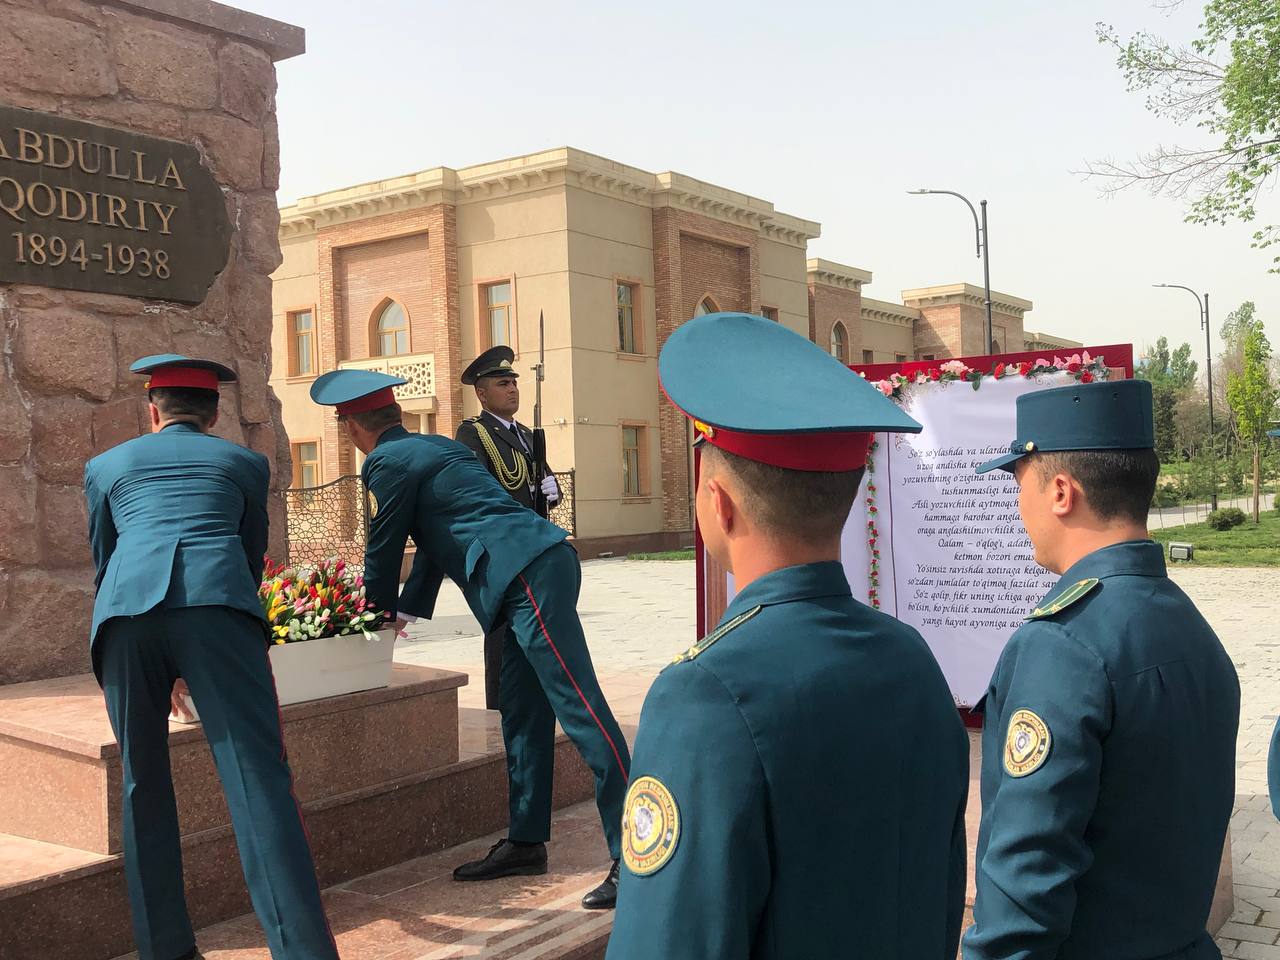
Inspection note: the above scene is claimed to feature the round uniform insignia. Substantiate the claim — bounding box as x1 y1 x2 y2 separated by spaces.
1004 709 1051 777
621 775 680 876
367 490 379 519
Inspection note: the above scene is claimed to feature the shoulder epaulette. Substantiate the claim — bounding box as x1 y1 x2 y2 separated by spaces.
665 605 762 669
1026 578 1100 620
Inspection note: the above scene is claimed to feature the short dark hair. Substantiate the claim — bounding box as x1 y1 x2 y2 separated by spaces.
344 402 402 433
149 387 218 427
1031 448 1160 525
702 445 864 542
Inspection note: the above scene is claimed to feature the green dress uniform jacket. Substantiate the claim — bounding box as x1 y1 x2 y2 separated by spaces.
608 562 970 959
964 540 1239 960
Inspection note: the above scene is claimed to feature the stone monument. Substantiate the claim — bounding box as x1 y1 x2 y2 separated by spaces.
0 0 298 684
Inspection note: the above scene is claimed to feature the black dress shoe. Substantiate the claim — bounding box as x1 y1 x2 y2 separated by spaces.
172 949 203 960
581 859 620 909
453 839 548 881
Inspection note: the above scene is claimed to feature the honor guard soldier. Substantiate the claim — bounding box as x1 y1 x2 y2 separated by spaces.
606 313 971 960
966 379 1239 960
310 369 629 908
456 345 561 709
85 356 337 960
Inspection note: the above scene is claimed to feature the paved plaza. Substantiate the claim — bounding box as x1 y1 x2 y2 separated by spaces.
127 558 1279 958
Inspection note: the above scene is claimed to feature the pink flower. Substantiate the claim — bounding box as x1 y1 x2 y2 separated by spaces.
1035 358 1050 368
874 380 894 396
1053 356 1065 368
1082 350 1093 365
1066 353 1082 366
940 360 969 376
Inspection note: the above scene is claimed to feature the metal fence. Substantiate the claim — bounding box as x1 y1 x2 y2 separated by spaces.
283 470 577 568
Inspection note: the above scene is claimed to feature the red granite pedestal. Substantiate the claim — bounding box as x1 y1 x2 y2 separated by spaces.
0 665 598 960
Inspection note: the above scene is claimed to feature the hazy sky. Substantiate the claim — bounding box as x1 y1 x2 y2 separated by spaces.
247 0 1278 359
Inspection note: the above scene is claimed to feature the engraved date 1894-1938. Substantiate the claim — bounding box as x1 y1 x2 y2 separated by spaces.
12 231 170 279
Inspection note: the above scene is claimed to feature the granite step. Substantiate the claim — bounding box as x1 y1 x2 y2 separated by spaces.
111 801 616 960
0 708 604 960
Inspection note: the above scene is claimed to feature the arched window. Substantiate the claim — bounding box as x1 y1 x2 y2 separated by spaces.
693 296 719 317
830 322 848 363
990 339 1002 353
375 300 409 357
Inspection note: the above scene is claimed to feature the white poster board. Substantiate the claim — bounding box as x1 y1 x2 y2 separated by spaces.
720 366 1108 707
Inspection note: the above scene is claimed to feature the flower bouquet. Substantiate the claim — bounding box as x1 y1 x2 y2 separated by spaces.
171 558 397 724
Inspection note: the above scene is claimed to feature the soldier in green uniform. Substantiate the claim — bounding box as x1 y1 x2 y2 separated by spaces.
966 379 1239 960
310 369 628 909
455 345 560 709
607 312 971 959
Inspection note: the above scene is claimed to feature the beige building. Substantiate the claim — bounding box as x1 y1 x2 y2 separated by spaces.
270 147 1078 554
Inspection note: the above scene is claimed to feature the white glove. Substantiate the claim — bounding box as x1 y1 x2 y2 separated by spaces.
541 475 560 503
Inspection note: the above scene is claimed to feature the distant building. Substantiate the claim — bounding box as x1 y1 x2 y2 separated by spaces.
271 148 1077 553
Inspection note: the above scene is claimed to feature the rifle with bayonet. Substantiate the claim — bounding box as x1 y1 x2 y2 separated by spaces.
530 309 549 518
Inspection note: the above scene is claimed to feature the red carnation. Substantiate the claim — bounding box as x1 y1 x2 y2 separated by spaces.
928 368 941 381
1080 371 1095 384
1066 361 1081 373
994 362 1006 378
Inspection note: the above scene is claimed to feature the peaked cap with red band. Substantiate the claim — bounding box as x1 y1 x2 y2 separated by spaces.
309 369 407 417
658 312 921 471
131 354 237 392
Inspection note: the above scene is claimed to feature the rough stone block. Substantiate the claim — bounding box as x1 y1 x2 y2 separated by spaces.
31 396 93 484
0 567 94 684
238 194 283 274
0 373 32 464
218 41 275 124
108 13 218 109
91 398 144 455
0 6 116 97
112 316 174 392
262 115 281 190
190 113 264 190
56 96 187 141
236 355 271 424
13 308 116 402
39 481 90 568
228 263 272 351
0 465 38 564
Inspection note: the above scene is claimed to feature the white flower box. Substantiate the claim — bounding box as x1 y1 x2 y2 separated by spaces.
171 628 396 725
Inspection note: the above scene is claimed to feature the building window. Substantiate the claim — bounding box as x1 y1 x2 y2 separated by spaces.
375 301 409 357
292 441 320 489
288 309 316 377
693 296 718 317
991 340 1002 353
760 306 779 322
622 425 645 496
920 354 935 362
829 322 848 363
484 281 514 347
895 353 907 364
617 281 639 353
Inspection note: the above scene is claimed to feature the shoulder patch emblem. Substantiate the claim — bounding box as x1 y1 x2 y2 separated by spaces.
667 605 762 668
1027 577 1100 620
366 489 379 519
1004 708 1052 777
622 775 681 876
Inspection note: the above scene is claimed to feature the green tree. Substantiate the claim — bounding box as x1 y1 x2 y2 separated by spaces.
1140 336 1201 460
1091 1 1280 271
1225 310 1279 521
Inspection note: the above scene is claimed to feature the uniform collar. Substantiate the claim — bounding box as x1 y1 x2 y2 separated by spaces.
483 410 519 431
160 421 202 433
722 561 851 622
1056 539 1166 585
375 424 411 447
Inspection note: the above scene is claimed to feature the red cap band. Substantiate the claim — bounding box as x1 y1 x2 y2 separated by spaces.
694 419 872 471
146 367 220 391
336 387 398 417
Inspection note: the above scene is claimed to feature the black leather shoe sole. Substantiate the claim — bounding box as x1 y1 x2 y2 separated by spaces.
453 862 548 882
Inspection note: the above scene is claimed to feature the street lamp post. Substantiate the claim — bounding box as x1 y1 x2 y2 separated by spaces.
909 188 993 355
1153 284 1217 511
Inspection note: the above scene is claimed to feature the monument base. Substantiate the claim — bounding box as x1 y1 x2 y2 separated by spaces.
0 668 598 960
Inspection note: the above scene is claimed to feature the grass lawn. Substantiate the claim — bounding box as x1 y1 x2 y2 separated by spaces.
1152 509 1280 567
628 549 696 561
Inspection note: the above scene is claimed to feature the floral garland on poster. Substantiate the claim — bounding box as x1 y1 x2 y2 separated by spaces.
859 352 1108 607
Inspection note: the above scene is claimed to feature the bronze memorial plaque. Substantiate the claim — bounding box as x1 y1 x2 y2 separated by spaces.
0 104 231 305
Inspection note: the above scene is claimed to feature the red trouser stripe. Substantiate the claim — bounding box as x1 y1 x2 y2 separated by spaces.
519 575 629 781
